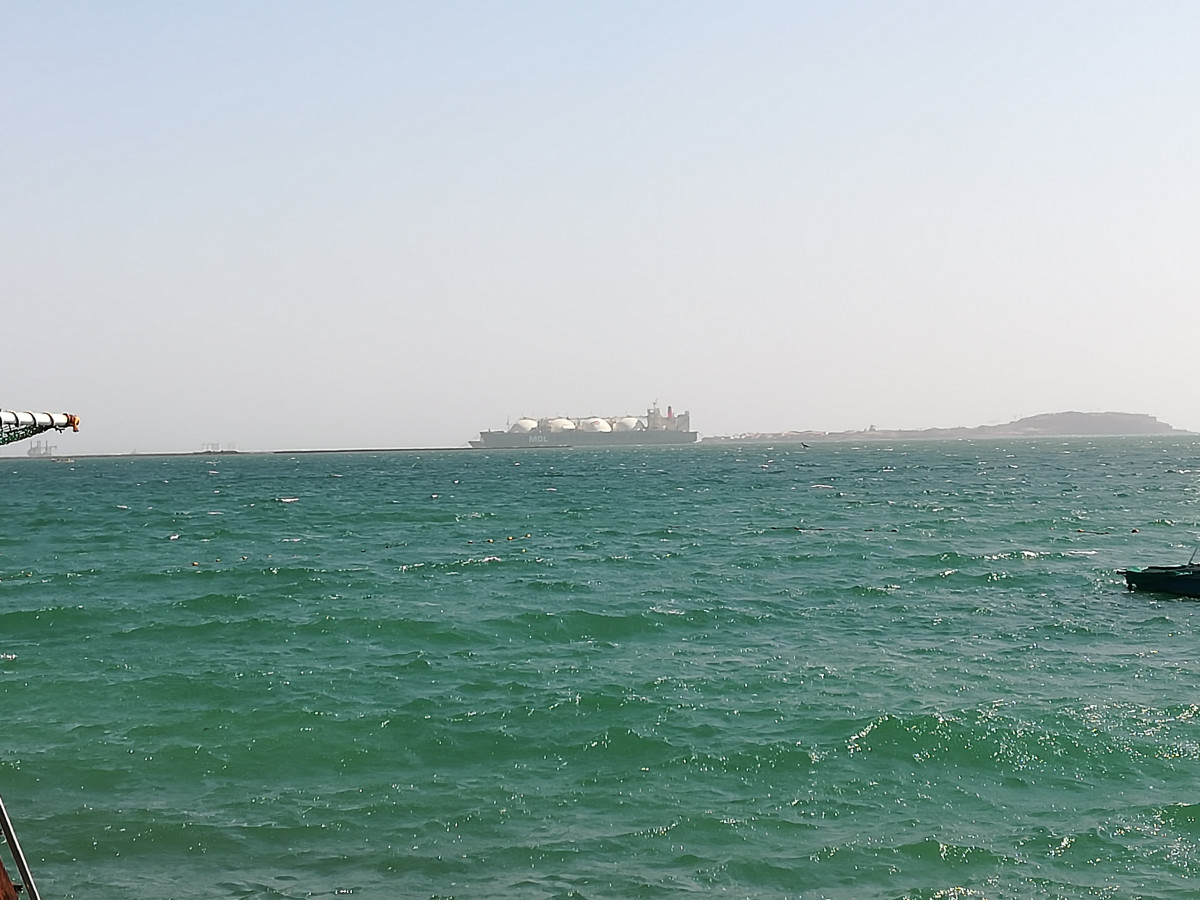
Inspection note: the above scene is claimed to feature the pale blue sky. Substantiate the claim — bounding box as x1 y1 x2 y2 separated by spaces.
4 1 1199 453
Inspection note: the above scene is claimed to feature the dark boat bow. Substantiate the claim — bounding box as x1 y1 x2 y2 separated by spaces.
1120 556 1200 598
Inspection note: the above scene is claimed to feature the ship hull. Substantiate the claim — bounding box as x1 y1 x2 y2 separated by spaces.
470 430 698 449
1120 564 1200 598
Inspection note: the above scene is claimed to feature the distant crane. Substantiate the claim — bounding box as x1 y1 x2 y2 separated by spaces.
0 410 80 447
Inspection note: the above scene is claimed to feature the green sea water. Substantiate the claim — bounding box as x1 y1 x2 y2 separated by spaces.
3 438 1200 900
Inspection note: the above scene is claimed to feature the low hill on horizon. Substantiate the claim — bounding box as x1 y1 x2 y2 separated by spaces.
976 411 1189 437
710 411 1192 443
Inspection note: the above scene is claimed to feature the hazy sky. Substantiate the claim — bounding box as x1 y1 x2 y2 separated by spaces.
4 1 1199 454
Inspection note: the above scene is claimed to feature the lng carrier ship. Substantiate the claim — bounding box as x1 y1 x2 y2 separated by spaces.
470 404 697 449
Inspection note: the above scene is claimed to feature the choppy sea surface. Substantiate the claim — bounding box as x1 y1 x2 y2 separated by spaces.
4 438 1200 900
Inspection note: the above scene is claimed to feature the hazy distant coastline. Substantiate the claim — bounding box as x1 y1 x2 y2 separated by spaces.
6 412 1194 460
706 411 1193 444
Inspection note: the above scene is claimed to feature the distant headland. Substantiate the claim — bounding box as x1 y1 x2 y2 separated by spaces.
707 411 1193 444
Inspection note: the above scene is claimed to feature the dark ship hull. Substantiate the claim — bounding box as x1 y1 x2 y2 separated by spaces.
470 429 698 449
1120 564 1200 598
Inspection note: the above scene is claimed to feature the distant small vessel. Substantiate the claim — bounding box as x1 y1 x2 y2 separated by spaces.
470 403 697 449
1120 550 1200 598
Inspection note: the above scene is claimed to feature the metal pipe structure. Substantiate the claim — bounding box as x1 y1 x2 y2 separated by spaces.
0 410 80 447
0 794 41 900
